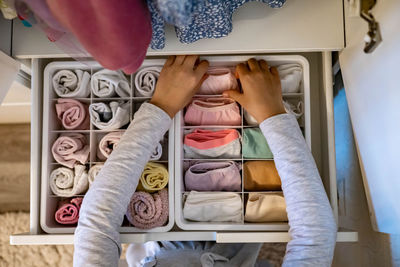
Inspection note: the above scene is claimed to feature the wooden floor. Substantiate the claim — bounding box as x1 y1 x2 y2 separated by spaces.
0 124 30 212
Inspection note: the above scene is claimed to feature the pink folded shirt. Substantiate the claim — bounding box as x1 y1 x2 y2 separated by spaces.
52 133 90 168
55 99 90 130
55 197 83 224
198 67 238 95
184 129 239 150
185 161 241 191
184 98 241 126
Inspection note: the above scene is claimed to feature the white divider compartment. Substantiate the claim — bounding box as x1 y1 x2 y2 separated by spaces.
41 60 174 234
175 55 310 231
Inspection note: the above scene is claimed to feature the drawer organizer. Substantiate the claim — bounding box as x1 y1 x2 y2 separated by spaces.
175 55 310 231
41 60 174 234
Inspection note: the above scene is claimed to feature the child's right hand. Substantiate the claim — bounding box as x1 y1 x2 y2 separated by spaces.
223 58 286 124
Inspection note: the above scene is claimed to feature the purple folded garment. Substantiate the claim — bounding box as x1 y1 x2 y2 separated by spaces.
185 161 241 192
51 133 90 168
126 189 168 229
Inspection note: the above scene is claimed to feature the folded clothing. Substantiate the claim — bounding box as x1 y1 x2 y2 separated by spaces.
277 63 302 93
50 165 89 197
244 100 304 126
55 99 90 130
245 193 288 222
138 162 169 192
184 129 241 159
150 141 163 161
51 133 90 168
97 131 124 161
185 161 241 191
198 67 238 95
243 161 281 191
52 69 91 98
134 66 162 97
88 164 104 186
184 98 241 126
183 192 243 223
89 101 130 130
90 69 131 98
55 197 83 225
243 128 273 159
126 189 169 229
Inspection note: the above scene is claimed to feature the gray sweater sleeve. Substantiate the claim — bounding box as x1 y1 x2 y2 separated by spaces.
259 114 337 267
73 103 171 267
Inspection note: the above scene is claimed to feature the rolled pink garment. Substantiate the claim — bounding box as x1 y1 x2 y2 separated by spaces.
47 0 152 74
52 133 90 168
97 131 124 161
55 99 90 130
55 197 83 224
126 189 169 229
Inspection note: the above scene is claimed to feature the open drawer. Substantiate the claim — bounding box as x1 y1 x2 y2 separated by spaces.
10 52 358 245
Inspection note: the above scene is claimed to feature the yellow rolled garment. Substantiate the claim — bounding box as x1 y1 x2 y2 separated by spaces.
245 193 288 222
138 162 169 192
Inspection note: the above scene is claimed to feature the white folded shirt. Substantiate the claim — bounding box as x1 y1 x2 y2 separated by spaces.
183 192 243 223
184 138 241 159
89 101 130 130
91 69 131 98
277 63 303 94
134 66 162 97
49 165 89 197
52 69 91 98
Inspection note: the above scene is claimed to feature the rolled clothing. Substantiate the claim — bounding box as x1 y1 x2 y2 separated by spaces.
88 164 104 186
150 141 162 161
244 100 304 125
277 63 302 93
243 128 273 159
52 69 90 98
185 161 241 191
245 193 288 222
50 165 89 197
89 101 130 130
184 129 241 159
134 66 162 97
138 162 169 192
55 197 83 225
243 161 281 191
197 67 238 95
126 189 169 229
55 98 90 130
97 131 124 161
51 133 90 168
183 191 243 223
184 98 241 126
91 69 131 98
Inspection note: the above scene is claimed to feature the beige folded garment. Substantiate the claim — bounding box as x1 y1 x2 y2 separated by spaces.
138 162 168 192
245 193 288 222
88 164 104 186
50 165 89 197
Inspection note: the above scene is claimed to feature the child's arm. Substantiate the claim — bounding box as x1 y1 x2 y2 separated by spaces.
224 59 337 267
73 55 208 267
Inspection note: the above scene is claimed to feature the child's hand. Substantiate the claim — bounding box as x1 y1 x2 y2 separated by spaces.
150 55 209 118
223 58 286 123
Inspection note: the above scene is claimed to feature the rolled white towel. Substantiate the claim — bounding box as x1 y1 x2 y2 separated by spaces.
88 164 104 186
52 69 91 98
50 165 89 197
150 142 163 161
277 63 303 93
91 69 131 98
244 100 304 125
89 101 130 130
134 66 162 97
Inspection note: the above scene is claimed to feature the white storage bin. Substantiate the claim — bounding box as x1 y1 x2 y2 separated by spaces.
41 61 174 234
175 55 310 231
